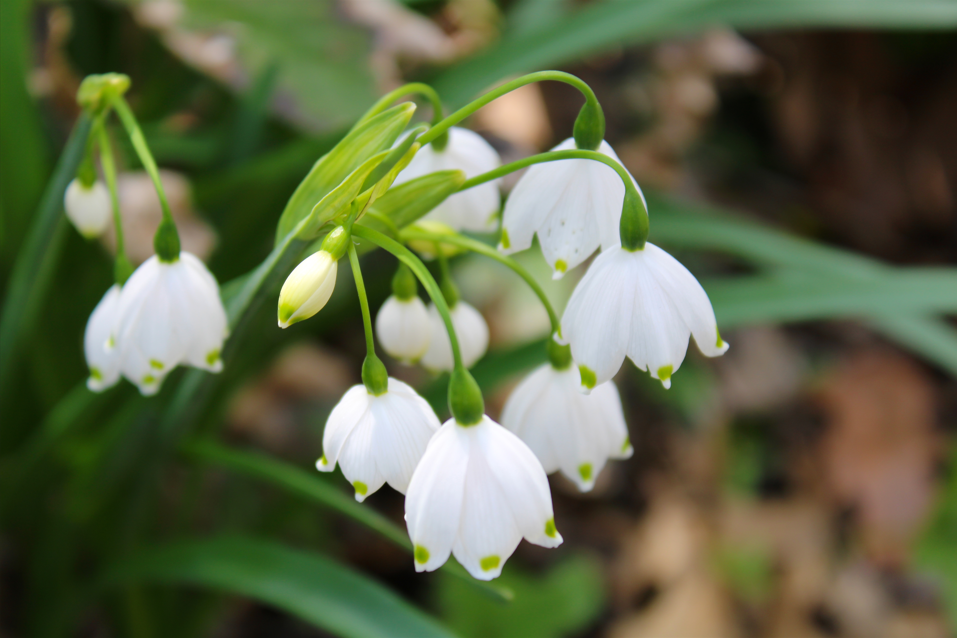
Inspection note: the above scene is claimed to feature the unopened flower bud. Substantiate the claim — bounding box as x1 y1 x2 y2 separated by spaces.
278 250 338 328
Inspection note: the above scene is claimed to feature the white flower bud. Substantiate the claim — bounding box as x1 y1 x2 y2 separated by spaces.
375 295 431 363
64 178 111 238
278 250 337 328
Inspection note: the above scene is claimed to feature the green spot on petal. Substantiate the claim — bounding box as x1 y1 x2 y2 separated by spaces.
554 259 567 273
578 463 593 482
319 454 328 466
206 349 220 366
500 228 510 249
106 335 115 348
142 374 156 385
716 326 724 348
579 365 596 389
621 437 631 453
480 555 500 572
149 359 164 370
353 481 368 496
89 367 103 381
414 545 430 564
545 518 557 538
657 365 673 382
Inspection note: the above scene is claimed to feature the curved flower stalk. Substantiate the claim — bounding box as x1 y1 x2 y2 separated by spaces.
317 377 441 501
110 252 228 395
501 356 631 491
394 127 501 232
501 138 646 279
561 243 728 390
405 414 562 580
64 178 112 238
420 301 488 371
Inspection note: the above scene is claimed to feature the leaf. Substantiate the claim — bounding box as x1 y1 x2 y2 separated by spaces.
433 0 957 106
915 445 957 628
275 103 415 243
360 170 466 233
100 535 459 638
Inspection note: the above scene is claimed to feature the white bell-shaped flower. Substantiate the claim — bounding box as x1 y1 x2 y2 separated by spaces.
561 244 728 390
316 378 440 501
394 127 501 232
84 284 123 392
500 138 646 278
405 415 562 580
278 250 337 328
111 252 228 395
375 295 431 363
501 363 632 491
64 178 112 238
420 301 489 371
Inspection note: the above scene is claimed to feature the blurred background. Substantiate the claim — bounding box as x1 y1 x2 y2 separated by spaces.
2 1 956 637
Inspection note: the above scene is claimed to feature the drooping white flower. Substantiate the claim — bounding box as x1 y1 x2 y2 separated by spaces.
64 178 112 238
405 415 562 580
420 301 489 371
375 295 431 363
278 250 338 328
500 138 646 278
501 363 632 491
111 252 228 395
84 284 122 392
316 378 440 501
394 127 501 232
561 244 728 390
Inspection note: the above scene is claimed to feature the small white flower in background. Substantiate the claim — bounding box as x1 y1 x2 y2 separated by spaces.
64 178 111 238
500 138 646 279
84 284 123 392
316 378 440 501
278 250 337 328
111 252 228 395
501 363 632 491
394 127 501 233
375 295 431 363
561 243 728 391
420 301 488 371
405 415 562 580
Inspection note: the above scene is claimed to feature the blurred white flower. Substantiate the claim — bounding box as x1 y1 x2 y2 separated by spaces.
64 178 111 238
278 250 337 328
420 301 488 371
112 252 228 395
501 363 632 491
500 138 646 278
316 378 440 501
84 284 122 392
375 295 431 363
395 127 501 232
405 415 562 580
561 244 728 390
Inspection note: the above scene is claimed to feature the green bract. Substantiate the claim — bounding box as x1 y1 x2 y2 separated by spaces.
369 170 466 229
275 103 416 243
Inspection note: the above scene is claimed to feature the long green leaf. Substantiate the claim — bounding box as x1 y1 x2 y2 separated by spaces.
100 535 459 638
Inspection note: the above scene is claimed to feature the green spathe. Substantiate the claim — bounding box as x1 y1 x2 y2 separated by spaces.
276 103 416 243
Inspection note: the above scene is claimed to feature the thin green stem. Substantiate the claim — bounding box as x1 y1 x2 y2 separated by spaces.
351 225 463 370
418 71 600 147
95 119 133 285
360 82 444 127
402 229 561 334
110 95 174 226
347 243 376 359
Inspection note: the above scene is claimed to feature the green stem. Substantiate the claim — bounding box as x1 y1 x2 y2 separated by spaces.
96 119 132 284
351 225 463 370
110 96 174 226
418 71 601 147
402 229 561 334
360 82 444 128
347 243 375 359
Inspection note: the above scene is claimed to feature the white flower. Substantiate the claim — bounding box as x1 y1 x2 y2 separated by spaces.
64 178 111 238
405 415 562 580
561 244 728 390
316 378 440 501
112 252 228 395
501 363 632 491
84 284 122 392
278 250 337 328
394 127 501 232
375 295 431 363
420 301 489 371
500 138 646 279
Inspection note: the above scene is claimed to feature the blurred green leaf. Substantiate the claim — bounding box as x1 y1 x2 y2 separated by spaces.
436 0 957 104
439 554 605 638
101 535 460 638
916 445 957 628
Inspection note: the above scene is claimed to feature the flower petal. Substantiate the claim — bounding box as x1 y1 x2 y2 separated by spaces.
375 296 431 363
370 379 440 494
318 385 371 471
